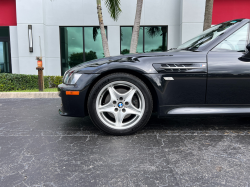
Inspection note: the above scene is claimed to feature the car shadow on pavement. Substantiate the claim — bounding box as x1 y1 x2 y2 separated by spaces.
144 114 250 134
62 113 250 135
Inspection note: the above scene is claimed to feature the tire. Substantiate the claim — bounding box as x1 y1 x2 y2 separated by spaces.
87 73 153 135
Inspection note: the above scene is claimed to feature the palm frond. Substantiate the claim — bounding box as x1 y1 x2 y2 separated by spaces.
105 0 122 21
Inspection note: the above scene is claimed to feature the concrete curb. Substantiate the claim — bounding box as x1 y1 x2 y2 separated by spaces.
0 92 60 98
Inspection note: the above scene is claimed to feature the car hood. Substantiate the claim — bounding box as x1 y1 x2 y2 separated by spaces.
67 50 207 74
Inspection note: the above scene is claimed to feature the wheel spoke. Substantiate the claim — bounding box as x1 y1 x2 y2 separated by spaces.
108 86 120 101
123 88 136 103
114 111 126 126
98 102 114 113
126 104 141 116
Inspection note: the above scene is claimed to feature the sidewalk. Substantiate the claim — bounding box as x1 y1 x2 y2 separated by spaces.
0 92 59 98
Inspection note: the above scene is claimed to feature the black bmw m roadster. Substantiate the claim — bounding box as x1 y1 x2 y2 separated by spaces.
58 19 250 135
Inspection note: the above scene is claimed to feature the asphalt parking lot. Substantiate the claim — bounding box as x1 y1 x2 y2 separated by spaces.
1 99 250 187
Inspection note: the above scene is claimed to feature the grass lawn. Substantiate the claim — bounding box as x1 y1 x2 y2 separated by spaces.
6 88 58 92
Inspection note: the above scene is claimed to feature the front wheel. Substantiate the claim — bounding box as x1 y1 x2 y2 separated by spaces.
88 73 153 135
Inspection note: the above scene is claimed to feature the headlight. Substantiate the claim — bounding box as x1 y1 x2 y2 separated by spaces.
63 71 82 84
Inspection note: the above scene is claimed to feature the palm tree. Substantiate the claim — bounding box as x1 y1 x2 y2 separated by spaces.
130 0 143 54
203 0 214 31
96 0 121 57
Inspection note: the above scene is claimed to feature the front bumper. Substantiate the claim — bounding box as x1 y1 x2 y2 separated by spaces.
58 74 100 117
58 85 88 117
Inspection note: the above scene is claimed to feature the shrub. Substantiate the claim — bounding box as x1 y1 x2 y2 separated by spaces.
46 76 63 88
0 73 63 92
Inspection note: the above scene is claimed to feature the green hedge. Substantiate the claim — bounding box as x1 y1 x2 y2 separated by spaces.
0 73 63 92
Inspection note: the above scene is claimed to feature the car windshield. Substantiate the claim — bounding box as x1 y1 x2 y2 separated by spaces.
177 19 243 51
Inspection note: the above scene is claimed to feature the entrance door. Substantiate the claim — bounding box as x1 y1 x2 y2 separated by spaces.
0 27 11 73
0 41 10 73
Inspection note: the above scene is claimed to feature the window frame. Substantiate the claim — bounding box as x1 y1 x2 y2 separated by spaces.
120 25 168 54
211 22 250 52
59 26 108 76
0 26 12 73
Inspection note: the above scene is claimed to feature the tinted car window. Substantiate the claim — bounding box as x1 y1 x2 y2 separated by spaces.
177 19 243 51
212 23 249 52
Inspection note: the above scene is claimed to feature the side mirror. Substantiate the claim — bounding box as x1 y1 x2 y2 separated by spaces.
239 43 250 62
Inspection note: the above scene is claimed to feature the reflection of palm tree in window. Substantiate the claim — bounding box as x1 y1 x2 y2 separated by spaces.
93 27 100 41
161 27 167 51
69 51 97 68
120 27 133 54
120 29 123 41
146 27 167 52
121 49 129 54
121 27 143 54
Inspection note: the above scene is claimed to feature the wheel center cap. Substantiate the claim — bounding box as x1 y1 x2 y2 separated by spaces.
118 102 123 108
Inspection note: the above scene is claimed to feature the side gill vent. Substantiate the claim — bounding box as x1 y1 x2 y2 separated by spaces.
161 64 201 72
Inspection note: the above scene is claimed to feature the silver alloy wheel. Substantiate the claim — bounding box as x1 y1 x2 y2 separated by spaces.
96 81 145 130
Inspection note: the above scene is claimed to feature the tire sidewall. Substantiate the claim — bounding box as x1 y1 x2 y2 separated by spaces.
88 73 153 135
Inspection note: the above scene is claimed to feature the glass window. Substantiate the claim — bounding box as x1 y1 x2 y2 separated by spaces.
177 19 243 51
60 27 83 75
60 26 106 75
120 26 167 54
0 41 10 73
145 26 167 52
84 27 105 60
0 27 9 37
121 27 143 54
213 23 249 52
0 27 11 73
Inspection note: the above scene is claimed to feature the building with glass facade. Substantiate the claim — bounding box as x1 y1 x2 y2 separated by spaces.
1 0 250 76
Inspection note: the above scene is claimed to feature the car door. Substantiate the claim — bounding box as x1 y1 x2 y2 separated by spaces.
206 23 250 104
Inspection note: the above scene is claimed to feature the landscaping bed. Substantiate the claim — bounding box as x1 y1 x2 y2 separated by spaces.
8 88 58 92
0 73 63 92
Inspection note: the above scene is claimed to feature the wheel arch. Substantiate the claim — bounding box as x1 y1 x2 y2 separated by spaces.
84 69 159 115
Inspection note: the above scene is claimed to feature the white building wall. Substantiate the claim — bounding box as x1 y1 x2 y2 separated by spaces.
107 26 120 57
9 26 19 74
14 0 205 76
44 26 61 76
180 0 206 44
16 0 45 75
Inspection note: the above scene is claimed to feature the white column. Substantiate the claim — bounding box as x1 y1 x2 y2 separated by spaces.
108 26 121 56
9 26 19 74
44 26 61 76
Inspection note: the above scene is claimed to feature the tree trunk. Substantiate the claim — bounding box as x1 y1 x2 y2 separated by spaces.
130 0 143 54
203 0 214 31
97 0 110 57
